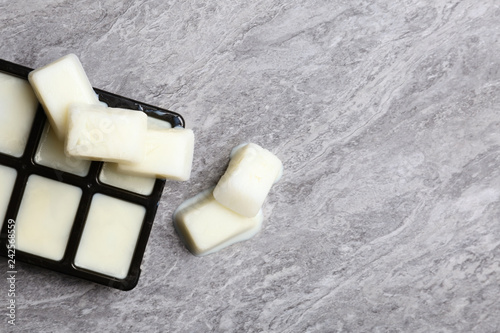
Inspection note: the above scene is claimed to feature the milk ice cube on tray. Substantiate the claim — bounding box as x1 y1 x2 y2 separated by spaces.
35 122 91 177
66 104 147 163
0 165 17 231
117 127 194 181
99 162 156 196
0 72 39 157
28 54 100 140
174 188 264 256
15 175 83 261
74 194 146 279
213 143 283 217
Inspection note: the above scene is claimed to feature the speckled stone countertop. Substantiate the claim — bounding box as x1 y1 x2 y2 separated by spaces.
1 1 500 332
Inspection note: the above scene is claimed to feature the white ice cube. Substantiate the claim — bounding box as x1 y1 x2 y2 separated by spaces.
74 194 145 279
65 104 147 163
174 188 263 256
0 72 38 157
213 143 282 217
15 175 82 261
117 127 194 181
28 54 100 140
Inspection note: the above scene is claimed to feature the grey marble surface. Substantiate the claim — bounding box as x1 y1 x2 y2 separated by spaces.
1 0 500 332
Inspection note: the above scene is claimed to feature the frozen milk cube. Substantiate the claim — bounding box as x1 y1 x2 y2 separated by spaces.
28 54 100 140
174 189 263 256
15 175 82 261
35 122 91 177
0 72 38 157
213 143 283 217
0 165 17 231
66 104 147 163
97 116 175 195
99 162 156 196
74 194 145 279
117 127 194 180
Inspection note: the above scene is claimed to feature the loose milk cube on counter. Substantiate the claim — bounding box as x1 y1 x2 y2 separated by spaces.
66 104 147 163
0 165 17 231
0 72 39 157
74 194 145 279
174 189 264 256
15 175 82 261
99 162 156 196
117 128 194 180
35 122 91 177
213 143 283 217
28 54 100 140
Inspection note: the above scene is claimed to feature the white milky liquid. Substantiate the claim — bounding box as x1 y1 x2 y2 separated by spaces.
0 165 17 231
74 194 145 279
174 188 264 256
0 72 38 157
35 122 91 177
99 162 156 196
15 175 82 261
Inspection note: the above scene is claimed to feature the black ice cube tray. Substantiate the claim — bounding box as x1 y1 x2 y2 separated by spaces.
0 58 184 290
